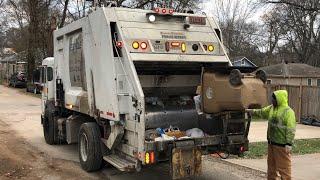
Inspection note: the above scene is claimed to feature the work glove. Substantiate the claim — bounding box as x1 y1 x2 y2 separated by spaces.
285 145 292 153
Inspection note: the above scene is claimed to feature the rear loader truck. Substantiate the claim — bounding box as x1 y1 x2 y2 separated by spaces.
40 2 267 179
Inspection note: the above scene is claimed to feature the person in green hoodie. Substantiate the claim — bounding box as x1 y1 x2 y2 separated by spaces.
246 90 296 180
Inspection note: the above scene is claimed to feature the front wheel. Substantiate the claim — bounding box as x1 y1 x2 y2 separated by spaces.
43 102 58 145
78 122 103 172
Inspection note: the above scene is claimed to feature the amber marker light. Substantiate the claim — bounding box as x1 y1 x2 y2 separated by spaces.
181 42 187 52
132 41 139 49
208 44 214 52
145 152 150 164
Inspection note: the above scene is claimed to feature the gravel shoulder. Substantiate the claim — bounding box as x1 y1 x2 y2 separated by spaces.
0 120 104 180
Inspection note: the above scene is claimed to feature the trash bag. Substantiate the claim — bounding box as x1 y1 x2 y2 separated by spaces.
186 128 205 138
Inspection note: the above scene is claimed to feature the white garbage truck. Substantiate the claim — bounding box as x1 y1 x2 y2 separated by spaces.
40 4 267 179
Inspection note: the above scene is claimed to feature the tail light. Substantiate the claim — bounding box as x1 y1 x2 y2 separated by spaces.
116 41 123 48
240 146 245 152
150 151 155 164
171 42 180 47
140 42 148 50
145 151 155 164
153 8 174 15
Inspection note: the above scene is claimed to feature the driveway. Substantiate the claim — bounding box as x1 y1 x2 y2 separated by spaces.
225 153 320 180
249 121 320 142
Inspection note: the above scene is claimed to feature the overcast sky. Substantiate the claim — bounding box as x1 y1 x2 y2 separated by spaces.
200 0 271 23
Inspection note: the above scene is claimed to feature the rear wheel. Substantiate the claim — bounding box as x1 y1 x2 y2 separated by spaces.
78 122 103 172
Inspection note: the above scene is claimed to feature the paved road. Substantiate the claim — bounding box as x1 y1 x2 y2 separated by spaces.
0 85 265 180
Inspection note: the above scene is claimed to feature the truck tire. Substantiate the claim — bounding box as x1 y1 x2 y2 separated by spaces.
43 102 58 145
78 122 103 172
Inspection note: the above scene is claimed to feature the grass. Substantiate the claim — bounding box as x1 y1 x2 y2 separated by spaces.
242 138 320 159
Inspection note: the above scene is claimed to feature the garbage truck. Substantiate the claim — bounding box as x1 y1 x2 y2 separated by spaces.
40 3 268 179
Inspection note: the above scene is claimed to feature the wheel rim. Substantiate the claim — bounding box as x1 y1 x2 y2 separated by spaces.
80 133 89 162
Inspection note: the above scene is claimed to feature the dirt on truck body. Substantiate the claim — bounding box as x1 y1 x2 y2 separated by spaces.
39 3 267 179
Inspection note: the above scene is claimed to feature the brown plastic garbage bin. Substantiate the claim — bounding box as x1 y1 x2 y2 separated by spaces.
202 71 268 114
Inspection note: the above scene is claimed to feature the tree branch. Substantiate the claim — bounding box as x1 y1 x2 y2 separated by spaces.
265 0 320 12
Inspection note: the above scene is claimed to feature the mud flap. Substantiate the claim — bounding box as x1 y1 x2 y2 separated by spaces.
171 141 202 179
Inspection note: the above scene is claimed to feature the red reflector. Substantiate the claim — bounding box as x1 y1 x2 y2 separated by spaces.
165 41 170 52
169 9 174 14
155 8 160 13
240 146 244 152
140 42 148 49
171 42 180 47
150 151 155 164
116 41 123 48
162 9 167 14
203 44 208 51
106 111 114 117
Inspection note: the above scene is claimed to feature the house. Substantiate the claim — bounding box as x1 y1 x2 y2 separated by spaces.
259 62 320 86
232 57 257 67
0 54 27 81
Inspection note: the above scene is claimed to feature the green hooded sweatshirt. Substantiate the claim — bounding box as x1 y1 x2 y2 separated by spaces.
253 90 296 145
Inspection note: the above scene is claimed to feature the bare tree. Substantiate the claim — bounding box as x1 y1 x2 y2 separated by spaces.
26 0 40 81
263 0 320 12
211 0 263 65
264 0 320 66
59 0 70 27
260 7 287 64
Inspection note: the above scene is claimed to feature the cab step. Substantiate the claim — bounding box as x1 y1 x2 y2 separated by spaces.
103 154 136 171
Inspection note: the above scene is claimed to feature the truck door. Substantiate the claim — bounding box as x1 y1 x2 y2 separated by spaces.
40 66 47 113
41 66 54 111
46 66 54 100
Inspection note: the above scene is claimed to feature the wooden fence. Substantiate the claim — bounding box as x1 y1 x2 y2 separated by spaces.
267 85 320 122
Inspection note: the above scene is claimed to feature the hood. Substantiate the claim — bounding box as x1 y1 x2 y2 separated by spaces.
273 90 288 107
